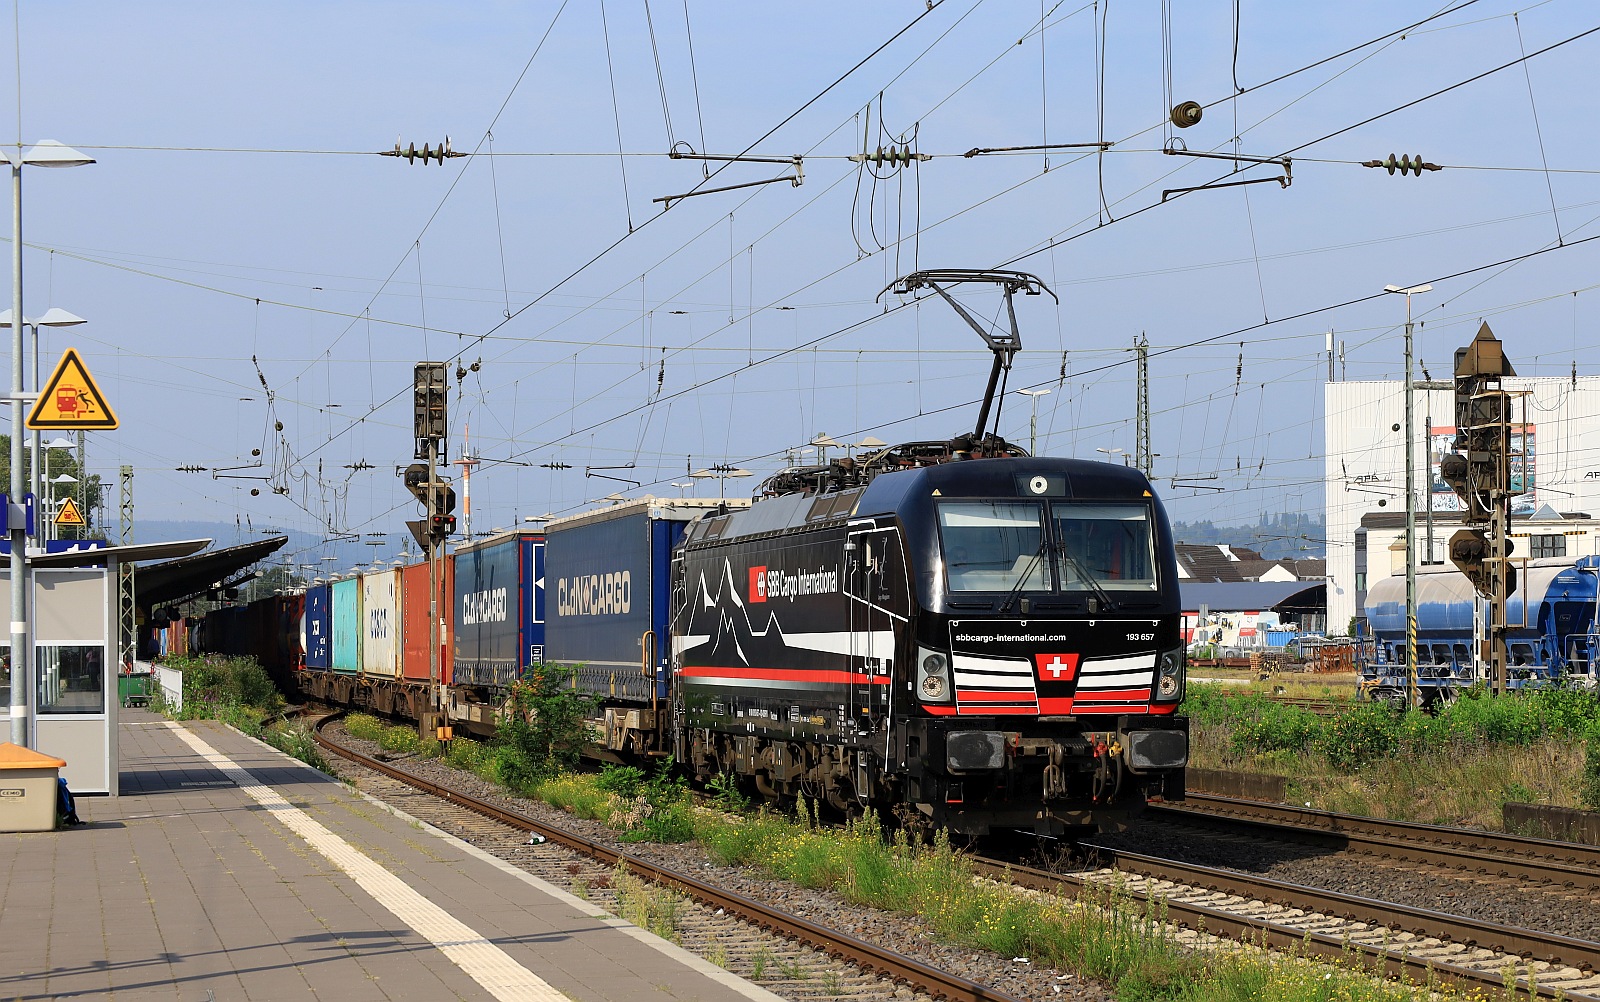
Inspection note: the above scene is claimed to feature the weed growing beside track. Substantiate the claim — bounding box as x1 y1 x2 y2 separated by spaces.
1184 682 1600 824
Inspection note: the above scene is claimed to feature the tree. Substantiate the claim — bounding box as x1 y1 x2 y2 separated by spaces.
0 434 106 540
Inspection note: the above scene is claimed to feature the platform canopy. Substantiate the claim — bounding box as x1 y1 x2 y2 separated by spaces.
131 536 289 610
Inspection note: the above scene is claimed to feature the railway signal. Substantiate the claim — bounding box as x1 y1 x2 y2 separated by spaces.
1441 323 1521 694
411 362 451 738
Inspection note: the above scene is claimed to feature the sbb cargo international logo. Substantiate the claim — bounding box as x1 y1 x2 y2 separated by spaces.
749 565 767 603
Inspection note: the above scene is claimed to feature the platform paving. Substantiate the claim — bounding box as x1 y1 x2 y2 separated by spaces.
0 710 784 1002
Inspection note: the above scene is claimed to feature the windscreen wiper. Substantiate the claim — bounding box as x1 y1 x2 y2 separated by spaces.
998 541 1048 614
1056 544 1117 613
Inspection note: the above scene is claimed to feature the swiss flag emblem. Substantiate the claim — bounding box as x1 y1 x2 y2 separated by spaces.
1034 653 1079 681
749 566 767 603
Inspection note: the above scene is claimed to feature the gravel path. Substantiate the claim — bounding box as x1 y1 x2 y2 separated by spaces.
321 723 1112 1002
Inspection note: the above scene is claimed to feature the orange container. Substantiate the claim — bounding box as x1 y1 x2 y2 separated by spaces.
401 556 453 686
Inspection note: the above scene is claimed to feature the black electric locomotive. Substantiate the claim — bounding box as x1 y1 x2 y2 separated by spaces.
670 444 1187 835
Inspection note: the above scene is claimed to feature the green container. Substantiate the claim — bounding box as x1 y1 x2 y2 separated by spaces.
118 672 153 708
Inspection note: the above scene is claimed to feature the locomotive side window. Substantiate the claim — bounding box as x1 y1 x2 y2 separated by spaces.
1051 503 1157 592
938 502 1048 592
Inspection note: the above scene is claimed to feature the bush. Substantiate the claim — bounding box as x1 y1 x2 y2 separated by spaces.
1228 703 1322 756
164 654 284 721
1316 702 1400 772
494 663 596 791
1583 721 1600 811
344 713 387 742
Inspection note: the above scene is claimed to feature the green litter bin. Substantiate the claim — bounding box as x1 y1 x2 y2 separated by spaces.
119 671 153 708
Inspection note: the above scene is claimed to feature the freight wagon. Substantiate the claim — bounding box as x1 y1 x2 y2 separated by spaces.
1362 556 1600 704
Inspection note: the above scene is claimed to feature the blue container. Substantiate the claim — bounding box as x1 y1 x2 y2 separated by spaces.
303 584 332 669
545 499 710 702
331 577 362 674
453 531 544 687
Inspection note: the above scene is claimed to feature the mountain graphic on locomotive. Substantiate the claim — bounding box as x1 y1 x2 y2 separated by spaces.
179 269 1188 836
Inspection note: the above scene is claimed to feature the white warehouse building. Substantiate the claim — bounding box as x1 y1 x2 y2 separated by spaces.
1324 374 1600 633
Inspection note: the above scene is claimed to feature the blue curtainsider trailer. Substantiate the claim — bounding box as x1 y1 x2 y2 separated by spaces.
453 529 544 687
544 498 744 704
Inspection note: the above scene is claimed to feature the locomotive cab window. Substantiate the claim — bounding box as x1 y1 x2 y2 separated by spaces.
1052 503 1157 592
939 502 1048 592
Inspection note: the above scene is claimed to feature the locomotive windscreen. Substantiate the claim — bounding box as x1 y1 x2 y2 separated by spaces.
1052 504 1156 592
938 500 1157 594
938 502 1047 592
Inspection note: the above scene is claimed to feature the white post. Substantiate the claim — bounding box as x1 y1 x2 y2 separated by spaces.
8 154 27 745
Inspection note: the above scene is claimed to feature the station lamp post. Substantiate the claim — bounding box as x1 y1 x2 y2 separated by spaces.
4 140 94 747
1095 447 1127 466
1385 282 1433 711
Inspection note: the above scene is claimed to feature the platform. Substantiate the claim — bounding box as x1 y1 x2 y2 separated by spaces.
0 709 783 1002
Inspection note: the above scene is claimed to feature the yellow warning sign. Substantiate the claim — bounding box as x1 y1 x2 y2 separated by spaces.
53 496 85 526
27 348 117 430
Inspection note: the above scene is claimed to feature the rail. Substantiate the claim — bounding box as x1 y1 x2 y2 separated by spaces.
310 714 1024 1002
1158 793 1600 894
974 851 1600 998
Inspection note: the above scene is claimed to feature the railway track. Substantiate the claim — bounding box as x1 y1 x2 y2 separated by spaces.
309 713 1600 998
309 714 1027 1002
978 848 1600 999
1155 793 1600 894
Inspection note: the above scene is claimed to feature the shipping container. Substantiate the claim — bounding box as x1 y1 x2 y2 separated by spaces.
303 584 332 669
331 577 362 674
278 594 304 670
402 557 454 685
361 568 401 678
453 530 543 687
545 497 741 702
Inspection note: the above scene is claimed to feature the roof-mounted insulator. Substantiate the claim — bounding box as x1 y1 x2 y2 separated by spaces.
381 136 465 165
1362 154 1441 176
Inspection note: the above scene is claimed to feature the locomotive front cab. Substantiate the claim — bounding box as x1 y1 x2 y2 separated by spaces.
883 458 1189 834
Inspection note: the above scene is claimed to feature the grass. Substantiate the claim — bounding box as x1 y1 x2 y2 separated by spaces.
335 705 1542 999
259 717 332 773
612 868 682 941
1183 681 1600 826
694 804 1502 1001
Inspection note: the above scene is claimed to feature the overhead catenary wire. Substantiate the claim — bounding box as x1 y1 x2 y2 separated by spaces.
71 4 1600 537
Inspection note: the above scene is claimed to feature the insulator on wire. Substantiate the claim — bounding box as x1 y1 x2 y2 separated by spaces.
849 144 928 167
1361 153 1441 176
382 136 463 165
1170 101 1203 128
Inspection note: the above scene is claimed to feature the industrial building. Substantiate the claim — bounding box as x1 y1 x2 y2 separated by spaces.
1324 375 1600 633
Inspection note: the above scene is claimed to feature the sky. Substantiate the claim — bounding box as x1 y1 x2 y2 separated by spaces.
4 0 1598 571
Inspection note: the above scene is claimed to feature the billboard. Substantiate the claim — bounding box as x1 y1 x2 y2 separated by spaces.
1428 423 1536 513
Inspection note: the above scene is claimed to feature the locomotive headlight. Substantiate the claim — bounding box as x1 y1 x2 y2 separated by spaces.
917 648 953 703
1155 646 1185 703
